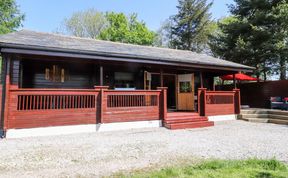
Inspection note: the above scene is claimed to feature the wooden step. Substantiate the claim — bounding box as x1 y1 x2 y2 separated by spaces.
241 109 268 114
268 110 288 116
167 112 199 115
239 114 269 119
165 117 208 124
268 114 288 120
242 118 269 123
268 119 288 125
165 121 214 130
167 115 205 120
167 112 199 118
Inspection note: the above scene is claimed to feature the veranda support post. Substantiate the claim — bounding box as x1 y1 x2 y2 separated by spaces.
198 88 207 116
233 88 241 114
94 86 109 124
157 87 167 122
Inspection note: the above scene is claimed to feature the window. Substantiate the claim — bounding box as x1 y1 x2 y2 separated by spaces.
179 81 192 93
45 65 69 83
114 72 135 88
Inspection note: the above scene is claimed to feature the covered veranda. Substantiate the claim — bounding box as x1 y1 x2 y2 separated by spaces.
0 30 253 136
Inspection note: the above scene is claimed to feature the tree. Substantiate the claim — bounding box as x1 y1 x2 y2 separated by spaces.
209 0 288 80
271 1 288 80
153 20 173 47
58 8 108 38
0 0 24 34
58 10 155 46
169 0 214 52
99 12 155 45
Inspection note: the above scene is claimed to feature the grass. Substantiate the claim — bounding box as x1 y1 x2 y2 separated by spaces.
114 159 288 178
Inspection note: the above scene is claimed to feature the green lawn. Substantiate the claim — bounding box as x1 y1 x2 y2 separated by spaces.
115 159 288 178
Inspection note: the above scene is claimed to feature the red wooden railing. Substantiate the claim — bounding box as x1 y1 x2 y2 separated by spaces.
10 89 98 111
102 90 162 123
107 94 158 108
17 94 96 110
6 87 167 129
198 88 241 116
7 89 100 129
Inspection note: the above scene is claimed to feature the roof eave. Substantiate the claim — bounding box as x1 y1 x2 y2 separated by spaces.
0 43 254 72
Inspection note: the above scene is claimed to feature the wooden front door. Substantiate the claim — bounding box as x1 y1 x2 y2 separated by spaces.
177 74 195 111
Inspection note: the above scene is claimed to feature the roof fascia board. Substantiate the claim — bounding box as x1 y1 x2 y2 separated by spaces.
0 47 253 72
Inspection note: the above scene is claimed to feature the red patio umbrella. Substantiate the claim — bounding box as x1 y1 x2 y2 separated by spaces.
220 73 258 81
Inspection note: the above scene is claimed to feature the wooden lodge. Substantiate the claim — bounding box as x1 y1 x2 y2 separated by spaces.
0 30 253 137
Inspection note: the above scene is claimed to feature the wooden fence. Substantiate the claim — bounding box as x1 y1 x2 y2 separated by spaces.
5 87 166 129
102 90 162 123
198 88 240 116
8 89 99 129
217 80 288 108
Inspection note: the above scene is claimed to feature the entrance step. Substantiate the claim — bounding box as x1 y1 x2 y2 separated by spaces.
239 114 269 119
165 112 214 130
240 109 268 114
240 109 288 125
167 112 200 117
268 119 288 125
165 121 214 130
241 118 269 123
269 114 288 120
165 117 208 124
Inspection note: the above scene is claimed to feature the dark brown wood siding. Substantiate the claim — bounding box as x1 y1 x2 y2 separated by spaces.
11 59 20 85
22 59 98 89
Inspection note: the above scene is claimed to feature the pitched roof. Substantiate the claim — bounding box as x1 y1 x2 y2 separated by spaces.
0 30 253 71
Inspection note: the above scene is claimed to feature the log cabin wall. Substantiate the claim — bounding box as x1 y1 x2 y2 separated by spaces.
10 58 20 87
21 59 98 89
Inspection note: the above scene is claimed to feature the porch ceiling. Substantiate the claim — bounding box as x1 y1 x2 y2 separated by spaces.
0 30 254 72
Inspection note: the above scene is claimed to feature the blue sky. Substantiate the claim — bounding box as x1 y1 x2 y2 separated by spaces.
16 0 234 32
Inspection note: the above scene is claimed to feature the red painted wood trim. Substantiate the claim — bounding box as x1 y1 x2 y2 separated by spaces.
94 86 109 90
95 86 109 123
202 89 240 116
198 88 207 116
10 89 97 92
157 87 167 121
233 89 241 114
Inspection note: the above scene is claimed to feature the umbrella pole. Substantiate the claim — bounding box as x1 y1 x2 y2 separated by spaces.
233 74 237 89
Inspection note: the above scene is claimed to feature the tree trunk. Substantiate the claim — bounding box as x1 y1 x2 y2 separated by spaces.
255 65 260 82
279 58 287 80
263 70 267 81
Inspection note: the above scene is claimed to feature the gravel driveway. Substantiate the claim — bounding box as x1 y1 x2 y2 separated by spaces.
0 120 287 177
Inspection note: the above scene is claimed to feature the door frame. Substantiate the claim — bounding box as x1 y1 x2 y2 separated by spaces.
144 71 177 110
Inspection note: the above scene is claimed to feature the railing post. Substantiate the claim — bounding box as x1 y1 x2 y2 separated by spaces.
233 88 241 114
95 86 109 124
198 88 207 116
157 87 167 121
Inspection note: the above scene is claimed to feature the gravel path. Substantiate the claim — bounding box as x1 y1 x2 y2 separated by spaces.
0 120 287 177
